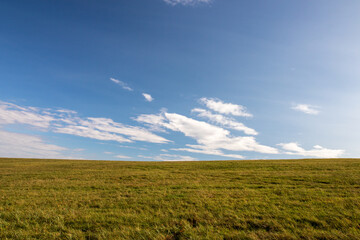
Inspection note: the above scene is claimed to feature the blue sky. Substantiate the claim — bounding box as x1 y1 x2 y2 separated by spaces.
0 0 359 160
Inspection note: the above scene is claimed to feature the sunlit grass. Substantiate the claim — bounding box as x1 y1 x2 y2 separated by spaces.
0 158 359 239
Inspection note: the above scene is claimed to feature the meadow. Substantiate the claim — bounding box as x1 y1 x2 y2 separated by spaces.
0 158 359 239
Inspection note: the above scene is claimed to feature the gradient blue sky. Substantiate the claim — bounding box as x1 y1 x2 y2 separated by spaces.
1 0 359 161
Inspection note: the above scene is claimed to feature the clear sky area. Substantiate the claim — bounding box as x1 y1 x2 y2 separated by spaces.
1 0 359 161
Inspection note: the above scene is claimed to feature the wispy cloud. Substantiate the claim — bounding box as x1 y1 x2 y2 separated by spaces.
291 104 320 115
192 108 258 135
135 110 278 158
55 117 169 144
115 155 131 159
200 98 253 117
278 142 344 158
0 99 342 160
0 101 169 145
0 101 54 128
142 93 154 102
0 130 69 159
73 148 85 152
163 0 211 6
110 77 133 91
138 154 197 161
171 146 244 159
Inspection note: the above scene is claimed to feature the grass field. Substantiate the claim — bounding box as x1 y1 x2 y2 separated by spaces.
0 158 360 239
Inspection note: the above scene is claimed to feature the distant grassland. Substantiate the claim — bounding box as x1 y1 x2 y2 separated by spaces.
0 158 360 239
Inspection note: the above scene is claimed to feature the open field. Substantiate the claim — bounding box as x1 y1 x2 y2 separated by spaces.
0 158 360 239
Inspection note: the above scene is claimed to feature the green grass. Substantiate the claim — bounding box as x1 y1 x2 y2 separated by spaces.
0 158 360 239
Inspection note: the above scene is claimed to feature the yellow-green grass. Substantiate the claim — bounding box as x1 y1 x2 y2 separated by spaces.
0 158 360 239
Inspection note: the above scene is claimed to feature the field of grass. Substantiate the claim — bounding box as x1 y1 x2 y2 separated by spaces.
0 158 360 239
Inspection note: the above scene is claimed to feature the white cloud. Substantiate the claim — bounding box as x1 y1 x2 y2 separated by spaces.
0 101 54 128
54 124 132 143
291 104 319 115
200 98 253 117
118 145 148 151
133 110 168 132
278 142 344 158
135 111 278 158
110 78 133 91
73 148 84 152
142 93 154 102
163 0 211 6
135 113 164 125
60 117 170 144
222 153 246 159
192 108 258 135
0 130 69 159
0 101 170 145
138 154 197 161
163 112 276 153
0 100 343 161
172 145 244 159
115 155 131 159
